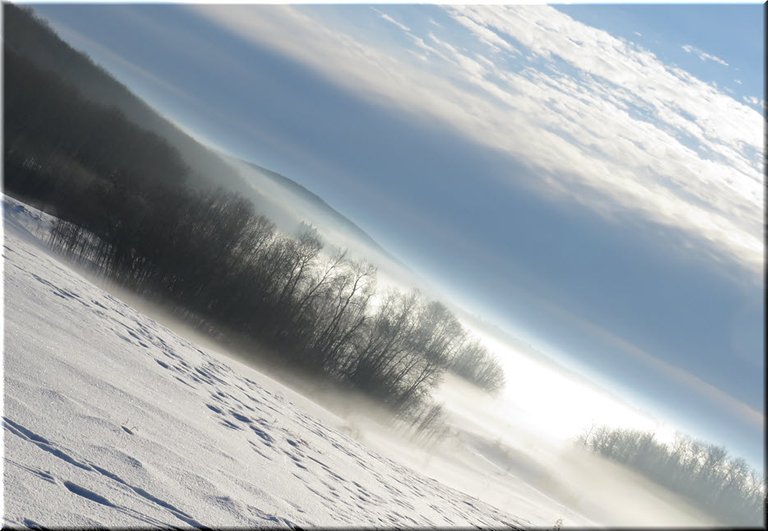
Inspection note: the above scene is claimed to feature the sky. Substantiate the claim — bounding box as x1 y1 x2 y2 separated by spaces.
32 4 764 469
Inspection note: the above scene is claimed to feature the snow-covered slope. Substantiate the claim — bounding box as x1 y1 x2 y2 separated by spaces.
1 197 527 528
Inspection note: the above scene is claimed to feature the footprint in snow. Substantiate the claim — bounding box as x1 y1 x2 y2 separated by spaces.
231 412 251 423
249 440 272 460
250 425 274 445
91 299 109 310
174 376 195 388
220 419 243 431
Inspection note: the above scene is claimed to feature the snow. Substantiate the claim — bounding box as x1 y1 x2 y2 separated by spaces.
1 196 720 528
1 196 529 528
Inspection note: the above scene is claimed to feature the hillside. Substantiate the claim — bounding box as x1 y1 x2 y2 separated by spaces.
2 4 247 196
4 4 398 271
223 155 407 267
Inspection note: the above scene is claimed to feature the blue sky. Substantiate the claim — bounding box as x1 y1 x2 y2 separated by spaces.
33 4 764 468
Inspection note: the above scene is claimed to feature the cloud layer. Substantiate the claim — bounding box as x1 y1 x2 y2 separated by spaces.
193 5 764 280
682 43 729 66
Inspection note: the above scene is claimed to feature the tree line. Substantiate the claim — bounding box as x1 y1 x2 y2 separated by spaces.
3 44 505 417
450 339 505 394
579 425 765 526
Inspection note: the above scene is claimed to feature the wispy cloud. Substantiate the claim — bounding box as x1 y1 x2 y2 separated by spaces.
743 95 765 109
682 43 729 66
450 13 518 54
371 8 410 33
575 312 764 430
191 5 763 282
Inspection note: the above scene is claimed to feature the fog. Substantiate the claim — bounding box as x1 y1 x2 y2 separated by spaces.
218 149 680 443
103 279 720 527
177 153 731 526
221 155 444 299
322 374 720 528
26 167 752 526
38 141 738 526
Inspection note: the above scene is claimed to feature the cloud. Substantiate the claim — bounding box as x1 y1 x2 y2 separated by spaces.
450 13 518 54
682 43 730 66
190 5 764 282
371 8 410 33
743 95 765 108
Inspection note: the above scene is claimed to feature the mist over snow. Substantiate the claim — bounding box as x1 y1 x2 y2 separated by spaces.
1 197 524 528
2 197 722 527
214 148 678 449
217 150 687 454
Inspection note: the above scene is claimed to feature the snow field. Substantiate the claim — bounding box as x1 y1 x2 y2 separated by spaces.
2 197 526 528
